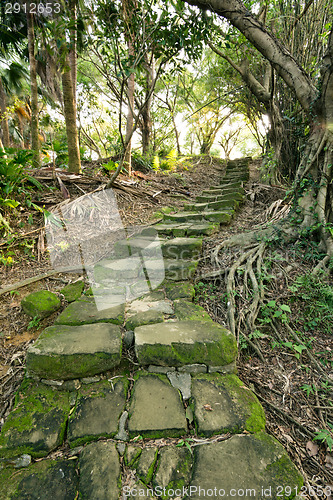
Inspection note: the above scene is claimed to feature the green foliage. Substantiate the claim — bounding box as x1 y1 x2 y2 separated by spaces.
259 300 291 325
272 340 307 359
152 155 160 171
0 149 43 200
176 437 194 454
159 149 178 170
51 140 69 168
313 425 333 451
289 273 333 334
103 159 118 172
27 316 41 330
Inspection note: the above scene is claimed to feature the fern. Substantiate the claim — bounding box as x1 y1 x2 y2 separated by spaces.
152 155 160 171
166 149 177 170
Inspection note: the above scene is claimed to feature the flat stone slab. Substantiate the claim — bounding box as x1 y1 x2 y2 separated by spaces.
94 256 142 281
164 282 195 301
0 380 70 458
61 281 84 302
185 200 237 212
55 297 125 326
79 441 120 500
190 374 265 436
203 211 232 224
189 433 303 499
26 323 122 380
0 458 79 499
173 299 212 322
68 379 128 447
153 446 192 493
125 309 165 330
162 237 203 260
143 258 198 281
128 374 187 438
114 236 164 258
163 212 203 223
134 320 237 367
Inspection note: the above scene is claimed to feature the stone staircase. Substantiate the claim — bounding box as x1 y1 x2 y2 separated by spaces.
0 158 303 499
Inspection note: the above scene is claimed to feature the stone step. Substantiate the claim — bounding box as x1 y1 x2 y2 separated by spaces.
114 236 203 261
161 237 203 260
164 211 232 224
134 320 238 368
184 200 238 212
153 221 219 237
196 192 244 203
143 257 199 281
26 323 122 380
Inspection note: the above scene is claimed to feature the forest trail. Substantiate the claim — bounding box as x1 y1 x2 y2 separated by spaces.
0 157 304 499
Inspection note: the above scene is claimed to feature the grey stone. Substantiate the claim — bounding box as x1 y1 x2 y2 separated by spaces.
190 374 265 436
128 374 187 438
94 257 141 281
161 237 203 260
178 364 207 374
163 212 203 223
41 379 64 387
61 281 84 302
173 300 212 322
203 211 232 224
116 442 126 456
189 434 303 499
79 441 120 500
114 411 129 441
55 297 125 326
0 380 70 459
153 446 192 493
123 330 134 348
167 371 191 400
68 379 128 447
21 290 61 319
26 323 122 380
81 376 101 384
10 459 79 499
125 310 165 330
208 361 237 374
136 447 158 483
134 321 237 367
164 282 195 301
127 298 173 316
125 445 142 467
186 406 194 423
148 365 176 374
13 454 31 468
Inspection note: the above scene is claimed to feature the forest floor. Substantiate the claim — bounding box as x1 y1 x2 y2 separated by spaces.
0 156 332 498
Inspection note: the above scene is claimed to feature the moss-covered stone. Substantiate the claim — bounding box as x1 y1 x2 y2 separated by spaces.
125 310 164 330
79 441 121 500
190 373 265 436
54 297 125 326
134 321 237 367
0 380 70 459
161 237 203 261
189 434 303 499
61 281 84 302
173 300 212 322
128 374 187 439
153 446 193 498
68 378 128 447
136 447 159 484
21 291 61 319
26 323 122 380
0 458 79 500
164 282 195 301
125 445 142 467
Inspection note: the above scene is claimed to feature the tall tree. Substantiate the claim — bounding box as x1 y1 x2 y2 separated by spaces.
185 0 333 255
26 2 40 168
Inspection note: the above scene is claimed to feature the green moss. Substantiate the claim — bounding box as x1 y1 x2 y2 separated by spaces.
61 281 84 302
164 282 195 301
21 291 61 319
173 300 212 322
266 456 303 498
0 380 70 458
125 446 142 467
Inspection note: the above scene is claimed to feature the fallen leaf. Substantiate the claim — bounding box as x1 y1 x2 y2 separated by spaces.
306 440 319 457
203 404 213 411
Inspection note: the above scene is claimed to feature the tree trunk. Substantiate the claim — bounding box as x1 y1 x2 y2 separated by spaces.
69 0 77 105
0 77 10 148
26 4 40 168
61 54 81 174
172 113 182 155
141 55 154 156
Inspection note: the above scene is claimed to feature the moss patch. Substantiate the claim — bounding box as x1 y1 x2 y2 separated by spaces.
61 281 84 302
164 282 195 301
173 300 212 322
21 291 61 319
0 379 70 458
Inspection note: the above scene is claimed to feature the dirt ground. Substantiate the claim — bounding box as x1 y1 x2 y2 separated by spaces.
0 156 332 498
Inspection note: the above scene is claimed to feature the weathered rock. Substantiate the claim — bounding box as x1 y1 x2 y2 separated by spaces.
143 258 198 281
21 291 61 319
125 310 165 330
161 237 203 260
26 323 122 380
114 410 129 441
203 211 232 224
189 434 303 499
0 380 70 458
0 458 79 499
163 212 203 223
153 446 192 497
114 236 164 258
148 365 176 374
55 297 125 326
167 371 191 400
128 374 187 438
164 282 195 301
208 361 237 374
61 281 84 302
134 321 237 367
125 445 142 467
173 300 212 322
178 364 207 374
79 441 120 500
136 447 159 484
67 379 128 447
123 330 134 348
190 374 265 436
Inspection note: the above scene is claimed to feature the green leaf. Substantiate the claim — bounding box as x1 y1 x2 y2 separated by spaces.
267 300 276 308
280 304 291 313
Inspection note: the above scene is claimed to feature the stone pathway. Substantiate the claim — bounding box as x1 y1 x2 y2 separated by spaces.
0 158 303 499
